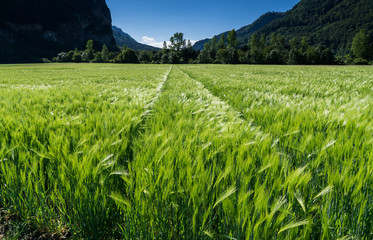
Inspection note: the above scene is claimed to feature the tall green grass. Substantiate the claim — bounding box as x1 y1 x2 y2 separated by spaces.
178 65 373 239
0 64 372 239
0 64 171 238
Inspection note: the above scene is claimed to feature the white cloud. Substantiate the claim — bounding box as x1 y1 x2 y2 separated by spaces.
141 36 169 48
141 36 198 48
189 40 198 46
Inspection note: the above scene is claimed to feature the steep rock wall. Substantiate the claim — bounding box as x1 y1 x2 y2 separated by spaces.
0 0 117 63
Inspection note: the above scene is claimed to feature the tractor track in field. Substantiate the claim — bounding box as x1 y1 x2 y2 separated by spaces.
125 66 172 163
177 67 298 159
177 67 263 132
141 66 172 119
130 65 172 127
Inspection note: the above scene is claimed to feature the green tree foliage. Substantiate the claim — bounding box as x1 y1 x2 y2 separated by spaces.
56 52 66 62
288 37 303 64
306 45 334 64
160 54 170 64
122 48 139 63
108 52 116 61
64 50 75 62
197 50 212 63
181 41 198 63
50 29 359 65
169 32 186 53
268 49 283 64
84 39 94 61
289 37 299 51
351 29 371 60
92 52 103 63
138 50 152 63
187 39 192 48
211 36 218 50
228 47 239 64
288 49 302 64
227 29 237 49
101 45 109 63
259 34 266 51
267 34 286 63
216 49 229 64
115 48 139 63
162 41 168 55
203 42 211 52
218 35 226 49
209 36 218 60
249 33 263 63
300 37 309 54
168 51 180 64
72 52 82 63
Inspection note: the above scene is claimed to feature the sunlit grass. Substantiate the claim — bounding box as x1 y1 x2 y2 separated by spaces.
0 64 372 239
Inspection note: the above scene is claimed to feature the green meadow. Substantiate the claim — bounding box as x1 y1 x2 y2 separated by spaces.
0 64 372 239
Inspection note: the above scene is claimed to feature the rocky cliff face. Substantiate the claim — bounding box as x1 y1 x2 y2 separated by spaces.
0 0 117 63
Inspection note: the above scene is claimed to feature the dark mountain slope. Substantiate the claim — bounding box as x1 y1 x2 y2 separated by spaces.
112 26 159 51
193 12 285 50
258 0 373 53
235 12 286 47
0 0 117 63
194 0 373 54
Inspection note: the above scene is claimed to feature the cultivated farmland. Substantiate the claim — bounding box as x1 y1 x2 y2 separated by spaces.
0 64 372 239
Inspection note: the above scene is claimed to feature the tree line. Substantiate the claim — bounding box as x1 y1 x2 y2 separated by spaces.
51 30 372 65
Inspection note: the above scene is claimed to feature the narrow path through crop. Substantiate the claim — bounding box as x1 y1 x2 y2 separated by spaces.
177 66 271 139
142 66 172 117
177 66 309 170
124 66 172 162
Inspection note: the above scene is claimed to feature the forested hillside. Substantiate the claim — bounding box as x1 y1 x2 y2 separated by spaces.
193 12 284 50
258 0 373 54
195 0 373 55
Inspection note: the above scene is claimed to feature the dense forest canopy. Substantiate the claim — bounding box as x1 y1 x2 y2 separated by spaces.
258 0 373 55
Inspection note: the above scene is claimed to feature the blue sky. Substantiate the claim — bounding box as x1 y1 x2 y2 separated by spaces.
106 0 300 48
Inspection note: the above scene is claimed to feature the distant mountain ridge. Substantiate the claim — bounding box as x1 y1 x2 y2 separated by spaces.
193 12 285 50
194 0 373 54
112 26 159 51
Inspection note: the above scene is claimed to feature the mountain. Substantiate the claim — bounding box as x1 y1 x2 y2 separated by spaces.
0 0 117 63
193 12 285 50
194 0 373 54
234 12 286 47
112 26 159 51
258 0 373 54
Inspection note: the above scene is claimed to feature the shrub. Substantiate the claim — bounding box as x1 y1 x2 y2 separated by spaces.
42 58 51 63
353 58 369 65
72 53 82 63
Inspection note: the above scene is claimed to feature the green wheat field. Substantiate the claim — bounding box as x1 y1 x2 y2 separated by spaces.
0 64 372 239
